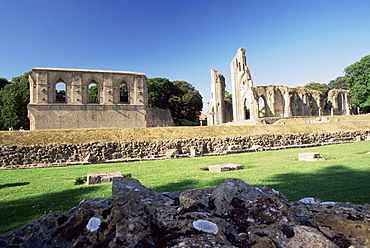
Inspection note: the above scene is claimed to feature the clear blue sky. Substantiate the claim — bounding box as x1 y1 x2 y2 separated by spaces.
1 0 369 111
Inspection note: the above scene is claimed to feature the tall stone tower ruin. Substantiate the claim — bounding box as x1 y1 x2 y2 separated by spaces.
230 48 256 122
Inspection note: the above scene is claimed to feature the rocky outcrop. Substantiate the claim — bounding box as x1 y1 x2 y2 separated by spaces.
1 178 369 247
1 130 370 169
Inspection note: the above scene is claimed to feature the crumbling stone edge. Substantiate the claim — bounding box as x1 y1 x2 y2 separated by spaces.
1 177 369 247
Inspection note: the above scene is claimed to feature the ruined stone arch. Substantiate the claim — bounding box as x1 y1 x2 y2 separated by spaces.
119 79 129 103
257 94 268 118
207 47 352 126
273 88 285 117
242 94 251 120
86 78 100 103
289 91 302 116
54 76 68 103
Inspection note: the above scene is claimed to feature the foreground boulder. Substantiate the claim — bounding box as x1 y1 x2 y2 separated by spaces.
1 178 369 247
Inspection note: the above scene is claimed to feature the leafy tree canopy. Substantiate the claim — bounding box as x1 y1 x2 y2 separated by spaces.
343 55 370 111
88 85 99 103
147 78 203 125
303 82 331 95
0 77 10 89
0 72 30 130
328 76 348 90
224 91 232 100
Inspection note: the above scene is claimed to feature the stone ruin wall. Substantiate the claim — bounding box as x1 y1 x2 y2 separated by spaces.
1 130 369 168
28 68 174 130
208 48 352 125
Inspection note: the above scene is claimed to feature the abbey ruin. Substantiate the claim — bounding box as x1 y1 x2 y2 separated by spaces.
28 68 174 130
208 48 351 125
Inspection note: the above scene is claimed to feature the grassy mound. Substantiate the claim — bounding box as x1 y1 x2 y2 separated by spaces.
1 114 370 146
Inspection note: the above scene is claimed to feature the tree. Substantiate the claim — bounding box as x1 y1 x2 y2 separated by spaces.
120 84 128 102
147 78 203 126
303 82 331 95
343 55 370 113
88 85 99 103
169 81 203 125
0 72 30 130
0 77 10 89
224 91 232 100
147 78 173 109
56 90 66 102
328 76 348 90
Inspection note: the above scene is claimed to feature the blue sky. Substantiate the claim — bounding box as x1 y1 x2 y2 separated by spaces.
1 0 369 111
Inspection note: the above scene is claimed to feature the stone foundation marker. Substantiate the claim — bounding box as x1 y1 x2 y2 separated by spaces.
208 163 244 173
298 152 325 161
87 171 123 185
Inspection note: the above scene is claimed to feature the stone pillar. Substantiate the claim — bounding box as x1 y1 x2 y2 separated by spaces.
208 69 226 125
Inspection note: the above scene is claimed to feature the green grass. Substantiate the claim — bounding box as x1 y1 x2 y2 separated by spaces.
1 141 369 234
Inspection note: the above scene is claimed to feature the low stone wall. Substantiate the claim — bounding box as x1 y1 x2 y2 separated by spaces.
1 130 369 168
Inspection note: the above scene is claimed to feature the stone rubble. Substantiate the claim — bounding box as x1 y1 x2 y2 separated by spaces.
1 177 369 247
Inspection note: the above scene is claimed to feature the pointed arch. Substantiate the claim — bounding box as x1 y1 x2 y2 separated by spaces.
55 77 66 103
120 80 129 103
88 79 99 103
258 95 267 118
274 89 285 117
244 97 251 120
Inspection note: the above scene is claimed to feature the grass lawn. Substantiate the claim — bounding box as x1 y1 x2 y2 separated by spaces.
1 141 369 234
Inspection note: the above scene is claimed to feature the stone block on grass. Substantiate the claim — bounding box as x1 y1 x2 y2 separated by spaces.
208 163 244 173
87 171 123 185
298 152 325 161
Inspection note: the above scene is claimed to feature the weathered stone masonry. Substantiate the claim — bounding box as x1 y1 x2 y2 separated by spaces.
208 48 352 125
1 130 369 168
28 68 174 130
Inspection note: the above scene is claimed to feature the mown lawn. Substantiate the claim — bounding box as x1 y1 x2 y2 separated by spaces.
1 141 369 234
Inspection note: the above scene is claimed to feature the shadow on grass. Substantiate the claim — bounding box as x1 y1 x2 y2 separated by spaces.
0 182 30 189
0 185 100 234
267 165 370 204
154 178 228 192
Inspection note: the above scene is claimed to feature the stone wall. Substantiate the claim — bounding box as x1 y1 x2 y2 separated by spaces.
28 68 174 130
1 130 369 168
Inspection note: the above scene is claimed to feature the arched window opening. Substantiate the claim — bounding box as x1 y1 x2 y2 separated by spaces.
258 97 266 118
244 98 250 120
88 81 99 103
337 94 343 111
56 80 66 103
120 81 129 103
274 89 285 117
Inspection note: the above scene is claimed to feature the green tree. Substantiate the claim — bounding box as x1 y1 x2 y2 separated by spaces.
343 55 370 113
88 85 99 103
147 78 173 109
169 80 203 125
0 72 30 130
120 84 129 102
0 77 10 89
328 76 348 90
147 78 203 126
303 82 331 95
224 91 232 100
56 90 66 102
